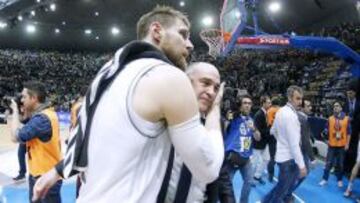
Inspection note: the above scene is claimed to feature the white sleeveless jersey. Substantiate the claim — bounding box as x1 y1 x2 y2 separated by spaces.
77 58 172 203
165 153 206 203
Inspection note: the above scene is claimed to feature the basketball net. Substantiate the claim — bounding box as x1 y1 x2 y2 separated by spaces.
200 29 230 58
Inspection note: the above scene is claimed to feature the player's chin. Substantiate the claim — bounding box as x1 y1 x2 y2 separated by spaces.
180 58 188 69
199 102 211 114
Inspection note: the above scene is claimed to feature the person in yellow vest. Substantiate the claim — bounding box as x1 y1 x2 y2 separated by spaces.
319 101 351 188
8 81 62 203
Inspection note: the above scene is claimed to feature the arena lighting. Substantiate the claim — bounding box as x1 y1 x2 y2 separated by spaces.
36 0 41 3
50 3 56 11
84 29 92 35
179 1 185 7
0 22 8 29
26 24 36 33
202 16 213 27
18 15 23 21
357 1 360 13
235 10 241 19
94 11 99 16
62 21 66 25
111 27 119 35
95 36 99 40
31 10 36 16
55 28 60 34
268 2 281 13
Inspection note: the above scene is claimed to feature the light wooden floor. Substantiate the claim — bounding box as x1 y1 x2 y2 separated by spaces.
0 125 16 153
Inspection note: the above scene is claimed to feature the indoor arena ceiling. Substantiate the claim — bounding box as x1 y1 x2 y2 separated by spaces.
0 0 358 51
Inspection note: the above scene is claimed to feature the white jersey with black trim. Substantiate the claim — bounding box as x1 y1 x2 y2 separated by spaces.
165 154 207 203
77 58 172 203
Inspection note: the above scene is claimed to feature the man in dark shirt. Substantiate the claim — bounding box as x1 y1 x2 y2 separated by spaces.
344 83 360 173
252 95 271 184
299 99 316 166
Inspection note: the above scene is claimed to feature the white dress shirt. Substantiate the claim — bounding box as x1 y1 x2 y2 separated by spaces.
271 103 305 169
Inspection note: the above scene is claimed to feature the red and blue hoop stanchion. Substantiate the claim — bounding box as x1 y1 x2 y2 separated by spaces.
221 34 360 78
220 0 360 78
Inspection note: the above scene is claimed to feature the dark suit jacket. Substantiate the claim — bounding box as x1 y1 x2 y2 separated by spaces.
253 109 269 150
298 111 315 161
344 99 359 119
344 99 360 135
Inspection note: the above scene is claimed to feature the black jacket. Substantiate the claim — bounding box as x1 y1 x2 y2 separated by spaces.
344 99 360 135
253 109 270 150
298 111 315 161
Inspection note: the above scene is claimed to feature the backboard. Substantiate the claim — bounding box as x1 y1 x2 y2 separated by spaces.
220 0 243 35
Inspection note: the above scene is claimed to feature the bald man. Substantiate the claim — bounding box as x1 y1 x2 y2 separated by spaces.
187 62 221 116
165 62 223 203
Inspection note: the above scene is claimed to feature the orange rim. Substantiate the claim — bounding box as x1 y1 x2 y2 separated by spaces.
223 32 231 43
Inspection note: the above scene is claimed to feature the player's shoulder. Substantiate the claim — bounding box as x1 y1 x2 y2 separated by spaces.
153 62 188 78
143 62 190 86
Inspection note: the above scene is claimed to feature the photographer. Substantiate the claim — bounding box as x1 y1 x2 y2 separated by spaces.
7 81 62 203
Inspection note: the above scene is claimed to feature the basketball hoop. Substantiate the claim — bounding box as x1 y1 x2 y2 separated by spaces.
200 29 228 58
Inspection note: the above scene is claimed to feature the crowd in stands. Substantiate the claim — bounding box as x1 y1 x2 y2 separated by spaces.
209 49 352 118
0 49 112 112
0 22 359 117
313 22 360 52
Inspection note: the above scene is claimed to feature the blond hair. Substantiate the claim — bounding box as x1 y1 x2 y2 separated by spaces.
136 5 190 40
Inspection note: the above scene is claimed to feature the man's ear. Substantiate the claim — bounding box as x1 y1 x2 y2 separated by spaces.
149 21 164 44
29 94 38 104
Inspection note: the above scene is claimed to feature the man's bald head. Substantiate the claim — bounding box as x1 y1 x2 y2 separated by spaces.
186 62 219 77
186 62 221 115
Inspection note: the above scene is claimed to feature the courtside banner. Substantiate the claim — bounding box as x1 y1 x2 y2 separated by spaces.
236 36 290 45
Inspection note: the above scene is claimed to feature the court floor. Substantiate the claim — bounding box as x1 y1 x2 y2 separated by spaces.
1 157 359 203
232 162 360 203
1 123 359 203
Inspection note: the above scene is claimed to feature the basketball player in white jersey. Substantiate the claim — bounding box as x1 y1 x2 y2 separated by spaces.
32 6 224 203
